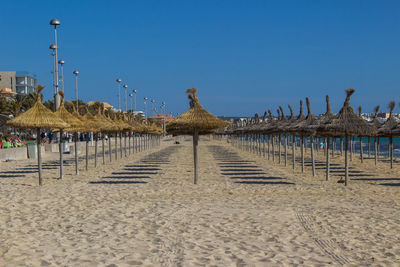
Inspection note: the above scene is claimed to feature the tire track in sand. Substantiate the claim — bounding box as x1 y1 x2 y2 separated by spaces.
295 210 351 265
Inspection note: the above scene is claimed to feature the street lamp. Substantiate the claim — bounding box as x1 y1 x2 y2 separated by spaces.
129 93 133 111
123 84 128 112
151 99 155 116
116 78 122 111
133 89 137 112
49 44 56 99
73 70 79 112
144 97 148 118
161 101 166 131
50 18 61 111
58 59 65 92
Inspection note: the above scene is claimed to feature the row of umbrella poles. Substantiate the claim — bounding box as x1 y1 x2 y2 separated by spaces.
225 88 400 186
7 86 164 186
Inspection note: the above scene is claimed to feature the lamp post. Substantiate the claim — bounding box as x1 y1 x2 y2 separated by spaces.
116 78 122 111
161 101 166 131
133 89 137 112
129 93 133 111
49 44 56 98
123 84 128 112
58 59 65 92
144 97 148 118
50 18 61 111
151 99 155 117
73 70 79 111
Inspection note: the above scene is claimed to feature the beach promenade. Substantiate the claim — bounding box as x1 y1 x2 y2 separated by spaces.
0 137 399 266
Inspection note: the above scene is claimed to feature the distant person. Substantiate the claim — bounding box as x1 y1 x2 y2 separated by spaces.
48 132 54 144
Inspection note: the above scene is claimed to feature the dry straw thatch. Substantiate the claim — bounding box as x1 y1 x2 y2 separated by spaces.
54 91 84 130
7 85 69 130
7 85 69 186
317 89 377 137
286 100 306 133
167 88 228 185
291 97 319 136
378 101 400 137
167 88 229 135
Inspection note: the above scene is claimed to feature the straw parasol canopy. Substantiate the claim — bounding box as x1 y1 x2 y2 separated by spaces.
92 103 115 132
7 85 69 130
82 106 101 132
7 85 69 186
319 95 335 126
317 89 376 137
167 88 228 135
286 100 306 134
291 97 319 136
378 101 399 137
167 88 228 184
317 88 377 186
370 105 382 130
54 91 84 131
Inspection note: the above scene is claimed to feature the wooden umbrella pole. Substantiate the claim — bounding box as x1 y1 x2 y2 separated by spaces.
284 134 287 167
263 135 266 158
374 137 377 165
359 136 363 163
340 137 343 156
377 137 380 159
124 133 127 157
37 128 43 186
326 137 330 181
268 135 271 160
390 136 393 169
301 136 305 173
120 132 123 158
59 129 64 179
345 135 349 186
102 135 105 164
278 134 281 164
332 138 335 157
193 129 199 184
292 135 296 170
75 133 79 175
109 133 112 163
368 137 371 157
129 132 131 155
115 133 118 160
310 136 316 176
85 135 89 171
350 137 353 161
272 135 275 162
134 134 137 153
94 135 98 168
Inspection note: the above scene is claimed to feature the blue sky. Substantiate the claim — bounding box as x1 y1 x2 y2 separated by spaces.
1 0 400 116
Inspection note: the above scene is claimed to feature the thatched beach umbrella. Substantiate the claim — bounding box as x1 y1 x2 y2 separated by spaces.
317 95 335 181
370 105 381 164
291 97 319 176
167 88 228 184
54 91 84 179
317 89 377 185
378 101 400 169
66 101 90 175
82 107 100 171
286 100 306 171
7 85 69 185
357 106 365 163
92 104 115 166
281 105 295 167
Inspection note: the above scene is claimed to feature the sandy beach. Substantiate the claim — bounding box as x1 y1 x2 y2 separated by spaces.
0 137 399 266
